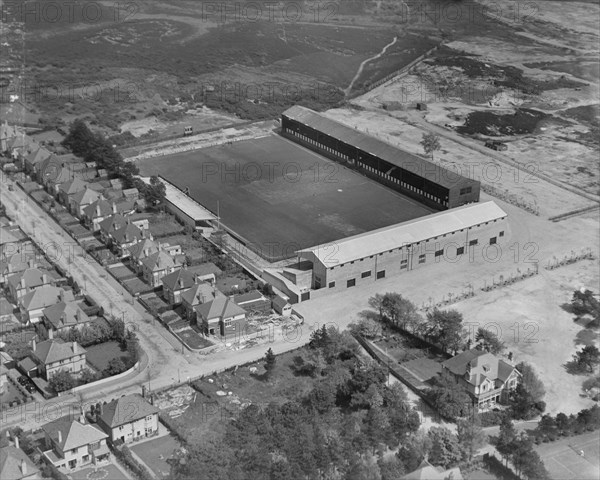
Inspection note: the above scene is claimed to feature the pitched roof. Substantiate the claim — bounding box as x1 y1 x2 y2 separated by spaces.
58 177 87 195
282 105 474 190
111 223 142 244
7 268 49 290
42 416 107 451
189 262 222 277
442 349 520 388
141 250 177 272
17 357 37 373
195 296 246 321
25 146 52 166
99 214 128 234
0 445 40 480
0 254 31 275
20 286 74 311
298 201 507 267
401 460 463 480
181 282 223 307
0 228 19 245
33 339 85 364
128 238 160 261
71 187 101 206
98 394 159 428
42 301 90 329
272 296 290 309
161 268 196 291
83 198 113 219
0 297 15 316
233 290 267 305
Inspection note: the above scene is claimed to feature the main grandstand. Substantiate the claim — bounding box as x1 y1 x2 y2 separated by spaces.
263 201 508 303
281 106 480 209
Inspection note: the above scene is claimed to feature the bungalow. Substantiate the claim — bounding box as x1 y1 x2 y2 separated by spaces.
440 349 521 411
19 287 74 324
40 301 91 337
41 415 109 472
195 296 246 337
140 250 181 288
272 296 292 317
70 187 102 218
189 262 222 284
31 337 86 381
233 290 271 315
96 393 159 444
7 268 52 302
180 281 225 322
161 268 197 305
57 177 87 207
0 438 41 480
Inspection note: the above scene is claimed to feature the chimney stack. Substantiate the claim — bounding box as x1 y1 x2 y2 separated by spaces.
57 430 62 444
112 203 117 214
96 204 101 217
28 258 34 268
72 342 79 355
79 405 85 424
76 309 81 322
20 277 26 289
14 435 19 450
31 338 36 351
142 385 146 398
20 459 26 475
42 273 48 284
48 328 54 340
58 290 65 302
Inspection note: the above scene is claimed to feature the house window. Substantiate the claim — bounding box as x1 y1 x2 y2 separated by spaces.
490 237 497 245
418 254 426 264
328 281 336 288
457 247 465 255
376 270 385 279
146 415 153 421
400 259 408 269
82 455 90 462
469 239 478 246
435 249 443 257
361 271 371 278
460 187 472 195
347 279 356 288
499 231 505 237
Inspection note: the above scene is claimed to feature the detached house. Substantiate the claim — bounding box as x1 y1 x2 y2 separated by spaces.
127 238 160 274
70 186 102 218
42 415 109 472
7 268 52 302
82 199 135 232
141 251 181 288
181 281 225 322
23 146 52 176
96 394 159 444
0 121 19 152
195 296 246 338
19 287 74 324
161 268 197 305
0 255 34 285
111 223 144 258
440 349 521 411
57 177 87 207
40 301 91 338
31 337 86 381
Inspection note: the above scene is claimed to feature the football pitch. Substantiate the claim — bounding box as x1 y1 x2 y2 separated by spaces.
138 134 434 260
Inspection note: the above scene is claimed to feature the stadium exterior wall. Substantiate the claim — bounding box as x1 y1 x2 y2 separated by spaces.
299 216 509 296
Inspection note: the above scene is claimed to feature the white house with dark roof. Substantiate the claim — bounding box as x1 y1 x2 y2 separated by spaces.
440 349 521 410
42 415 109 472
7 268 52 302
181 281 224 322
31 338 86 381
96 393 159 444
70 186 102 218
141 250 181 287
161 267 199 305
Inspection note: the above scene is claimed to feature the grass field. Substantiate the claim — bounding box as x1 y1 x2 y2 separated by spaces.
70 463 130 480
138 134 434 260
86 341 125 372
536 431 600 480
130 435 180 479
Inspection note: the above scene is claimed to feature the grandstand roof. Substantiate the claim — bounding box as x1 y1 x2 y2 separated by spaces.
298 201 506 267
282 105 473 190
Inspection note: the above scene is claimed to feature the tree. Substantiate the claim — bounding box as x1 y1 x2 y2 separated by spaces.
145 175 167 206
475 328 505 354
79 368 98 384
572 345 600 373
425 308 466 353
520 449 550 479
396 431 430 472
420 133 441 161
428 426 461 469
378 457 405 480
516 362 546 403
103 358 127 377
49 370 76 393
350 316 382 339
456 416 486 462
264 348 276 378
62 119 97 157
428 376 471 420
494 415 517 466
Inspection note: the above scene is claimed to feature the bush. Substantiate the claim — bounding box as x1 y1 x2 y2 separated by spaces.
113 445 154 480
480 410 505 427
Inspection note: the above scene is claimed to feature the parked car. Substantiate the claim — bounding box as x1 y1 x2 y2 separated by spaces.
485 140 508 151
18 376 29 385
25 383 37 393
